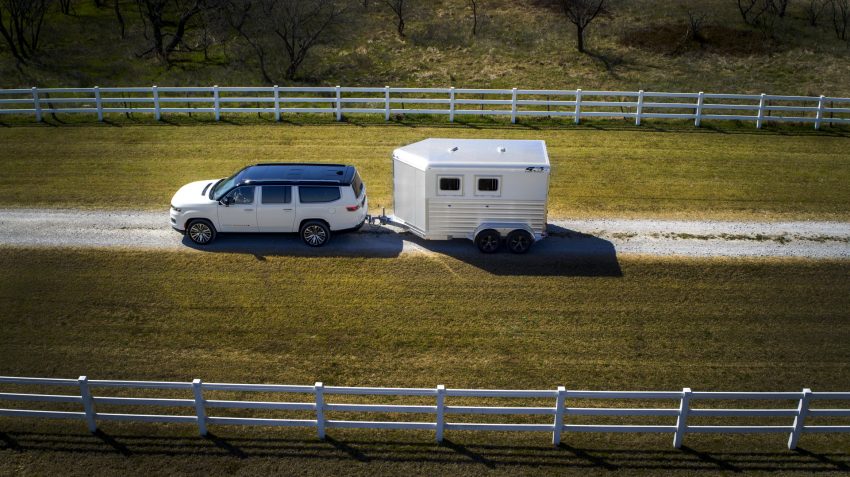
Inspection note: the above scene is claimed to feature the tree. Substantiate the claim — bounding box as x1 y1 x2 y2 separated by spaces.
557 0 606 53
226 0 346 83
0 0 50 63
833 0 849 40
804 0 829 26
469 0 478 36
135 0 210 62
383 0 406 37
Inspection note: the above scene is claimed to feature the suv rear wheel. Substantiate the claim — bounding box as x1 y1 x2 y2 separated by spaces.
186 219 216 245
301 220 330 247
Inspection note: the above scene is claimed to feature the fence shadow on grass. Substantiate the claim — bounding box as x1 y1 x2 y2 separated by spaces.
181 224 622 278
1 430 849 473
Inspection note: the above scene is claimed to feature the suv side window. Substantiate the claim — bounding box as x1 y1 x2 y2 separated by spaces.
262 186 291 204
299 186 341 203
224 186 254 205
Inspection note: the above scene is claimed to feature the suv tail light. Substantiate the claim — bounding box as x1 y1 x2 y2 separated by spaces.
346 204 360 212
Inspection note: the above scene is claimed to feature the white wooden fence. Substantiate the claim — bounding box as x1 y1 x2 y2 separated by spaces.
0 86 848 129
1 376 849 449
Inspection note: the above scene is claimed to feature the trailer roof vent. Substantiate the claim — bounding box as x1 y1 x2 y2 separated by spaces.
449 146 459 152
497 146 507 153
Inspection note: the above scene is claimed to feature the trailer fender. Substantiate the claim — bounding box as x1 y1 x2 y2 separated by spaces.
471 223 537 242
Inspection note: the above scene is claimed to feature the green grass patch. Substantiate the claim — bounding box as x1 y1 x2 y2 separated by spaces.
0 248 849 474
1 120 849 220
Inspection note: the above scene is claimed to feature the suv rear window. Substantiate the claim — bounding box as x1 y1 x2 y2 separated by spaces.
351 170 364 198
299 186 341 203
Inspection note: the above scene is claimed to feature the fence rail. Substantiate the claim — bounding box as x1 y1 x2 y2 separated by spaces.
1 376 849 449
0 86 848 129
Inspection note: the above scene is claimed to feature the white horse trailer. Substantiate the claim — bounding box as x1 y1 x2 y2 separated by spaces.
376 138 551 253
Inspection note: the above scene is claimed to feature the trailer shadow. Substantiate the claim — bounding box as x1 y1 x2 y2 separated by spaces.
406 224 622 277
180 225 621 277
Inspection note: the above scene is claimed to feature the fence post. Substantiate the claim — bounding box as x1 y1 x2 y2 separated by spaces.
694 91 704 127
152 85 161 121
31 86 42 122
756 93 766 129
192 379 208 436
814 95 825 130
511 87 518 124
335 85 342 121
213 85 220 121
635 89 644 126
436 384 446 442
552 386 566 446
574 89 582 125
449 87 456 123
274 85 281 122
384 86 391 121
315 381 326 439
78 376 97 433
673 387 691 448
94 86 103 122
788 388 812 450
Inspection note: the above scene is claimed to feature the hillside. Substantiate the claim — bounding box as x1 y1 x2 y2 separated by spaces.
1 0 849 96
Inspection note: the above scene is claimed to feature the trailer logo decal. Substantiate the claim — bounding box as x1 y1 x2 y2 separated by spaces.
525 167 547 173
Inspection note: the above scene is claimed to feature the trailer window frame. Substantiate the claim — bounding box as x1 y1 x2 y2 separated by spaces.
474 176 501 197
437 175 463 196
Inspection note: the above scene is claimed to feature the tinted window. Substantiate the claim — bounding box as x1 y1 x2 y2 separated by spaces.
478 178 499 192
299 186 341 203
224 186 254 205
439 177 461 191
351 170 364 197
262 186 291 204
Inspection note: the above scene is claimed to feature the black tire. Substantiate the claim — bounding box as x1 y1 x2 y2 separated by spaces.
301 220 331 247
186 219 216 245
506 229 534 254
475 229 501 253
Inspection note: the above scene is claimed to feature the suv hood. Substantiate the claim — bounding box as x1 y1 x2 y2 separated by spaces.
171 179 219 207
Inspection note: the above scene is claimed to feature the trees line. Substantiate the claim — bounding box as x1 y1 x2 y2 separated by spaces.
1 0 849 84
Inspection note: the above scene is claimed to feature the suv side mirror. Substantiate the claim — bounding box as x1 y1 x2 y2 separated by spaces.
219 197 232 207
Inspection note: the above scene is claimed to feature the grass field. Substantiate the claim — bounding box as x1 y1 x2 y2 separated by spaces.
1 248 849 475
1 119 849 220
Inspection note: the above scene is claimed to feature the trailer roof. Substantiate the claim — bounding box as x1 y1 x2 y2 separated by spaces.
393 138 549 170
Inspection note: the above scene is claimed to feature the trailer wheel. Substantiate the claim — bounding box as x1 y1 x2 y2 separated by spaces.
475 229 501 253
301 220 330 247
506 229 533 254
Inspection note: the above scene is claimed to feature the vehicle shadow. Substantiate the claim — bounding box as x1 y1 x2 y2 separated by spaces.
180 229 405 259
182 224 622 278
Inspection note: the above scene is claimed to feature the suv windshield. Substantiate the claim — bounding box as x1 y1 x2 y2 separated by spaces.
210 173 239 200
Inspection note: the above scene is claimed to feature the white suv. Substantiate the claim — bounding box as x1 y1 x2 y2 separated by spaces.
170 163 368 246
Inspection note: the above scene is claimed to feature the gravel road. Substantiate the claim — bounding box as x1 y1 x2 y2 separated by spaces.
1 208 849 259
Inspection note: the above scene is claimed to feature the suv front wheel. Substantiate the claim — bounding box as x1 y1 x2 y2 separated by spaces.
186 219 216 245
301 221 330 247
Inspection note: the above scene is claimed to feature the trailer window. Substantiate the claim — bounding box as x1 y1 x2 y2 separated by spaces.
299 186 341 203
475 176 501 196
261 186 291 204
438 176 463 196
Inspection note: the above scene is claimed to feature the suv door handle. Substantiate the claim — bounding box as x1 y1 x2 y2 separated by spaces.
282 208 293 211
244 208 254 212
